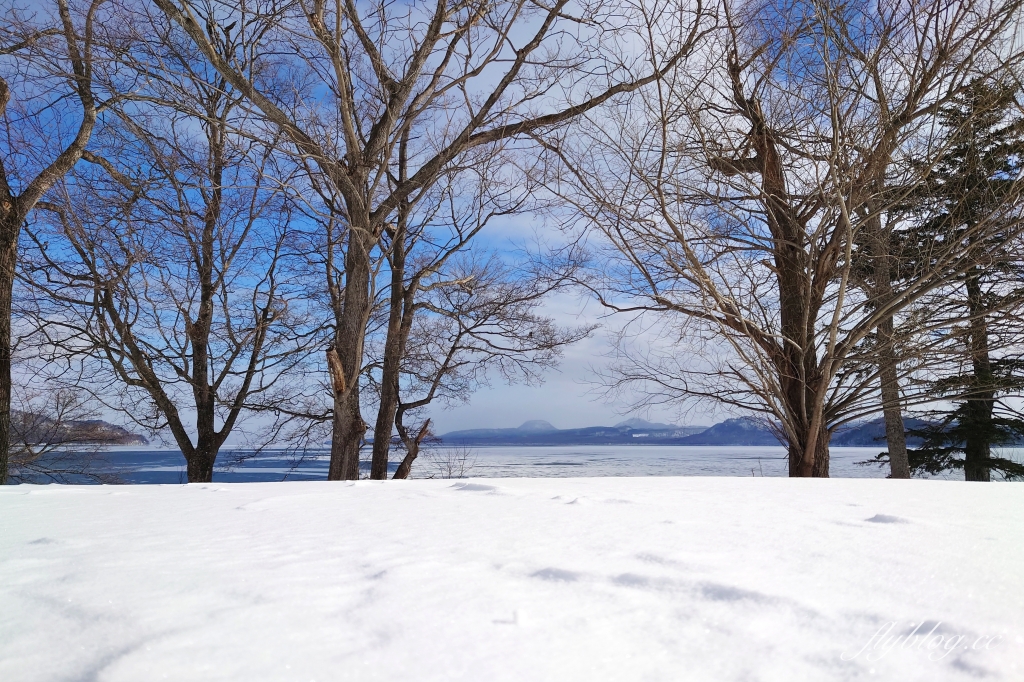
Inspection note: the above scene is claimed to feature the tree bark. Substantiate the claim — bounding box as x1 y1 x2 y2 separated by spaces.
878 316 911 478
716 48 834 478
392 443 417 480
964 272 993 481
327 345 362 480
392 418 430 480
777 257 829 477
185 445 217 483
0 214 18 484
370 223 407 480
766 143 830 477
370 351 401 479
862 190 911 478
327 224 374 480
370 278 420 478
788 425 830 478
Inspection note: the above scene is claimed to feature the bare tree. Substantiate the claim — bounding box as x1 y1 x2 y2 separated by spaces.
150 0 708 480
0 0 118 484
256 168 589 479
546 0 1024 476
363 134 591 479
388 252 592 479
20 15 317 482
7 375 127 483
419 444 477 480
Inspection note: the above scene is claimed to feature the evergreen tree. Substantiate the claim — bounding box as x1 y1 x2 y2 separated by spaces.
905 78 1024 481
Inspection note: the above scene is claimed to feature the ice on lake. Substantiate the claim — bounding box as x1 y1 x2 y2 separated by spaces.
86 444 940 483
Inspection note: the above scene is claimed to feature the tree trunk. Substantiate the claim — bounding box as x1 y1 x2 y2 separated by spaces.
863 192 911 479
370 347 401 479
185 445 217 483
392 445 418 480
181 389 225 483
173 436 222 484
963 400 993 482
878 316 910 478
777 251 830 478
743 82 830 479
392 418 429 480
368 374 399 475
788 424 830 477
0 215 18 484
370 225 407 480
327 351 364 480
964 273 993 481
376 287 420 479
327 225 374 481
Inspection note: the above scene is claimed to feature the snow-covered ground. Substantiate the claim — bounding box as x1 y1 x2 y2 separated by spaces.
1 477 1021 681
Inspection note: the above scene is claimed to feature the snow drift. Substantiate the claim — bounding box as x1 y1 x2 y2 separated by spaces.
1 477 1021 681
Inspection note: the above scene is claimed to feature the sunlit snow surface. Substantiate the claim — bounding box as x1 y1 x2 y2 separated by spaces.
2 478 1021 681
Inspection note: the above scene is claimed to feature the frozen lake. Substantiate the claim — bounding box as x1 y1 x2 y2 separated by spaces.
79 444 1004 482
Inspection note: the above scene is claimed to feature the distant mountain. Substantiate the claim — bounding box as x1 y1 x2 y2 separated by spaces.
70 420 148 445
676 417 780 446
676 416 938 447
12 410 148 446
518 420 557 432
439 415 942 447
831 417 931 447
435 420 560 442
614 417 678 431
440 419 707 446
